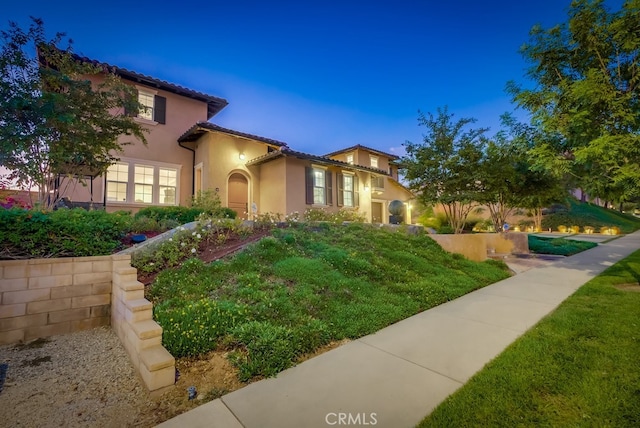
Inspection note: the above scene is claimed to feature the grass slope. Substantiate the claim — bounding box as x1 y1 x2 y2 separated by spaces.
543 198 640 233
148 222 511 380
419 249 640 427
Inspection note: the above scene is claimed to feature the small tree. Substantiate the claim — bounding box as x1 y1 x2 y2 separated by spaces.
0 18 146 209
401 107 486 234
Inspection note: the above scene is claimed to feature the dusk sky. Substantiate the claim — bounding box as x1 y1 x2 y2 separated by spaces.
3 0 625 156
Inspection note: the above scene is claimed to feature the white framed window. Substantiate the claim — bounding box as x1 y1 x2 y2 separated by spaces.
105 158 180 205
137 91 155 120
313 168 326 205
337 172 359 207
346 153 354 165
134 165 154 203
133 86 166 124
343 174 354 207
159 168 177 205
106 163 129 202
370 155 379 168
305 166 332 206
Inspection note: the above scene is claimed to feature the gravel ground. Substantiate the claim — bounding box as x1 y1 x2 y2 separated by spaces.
0 327 158 427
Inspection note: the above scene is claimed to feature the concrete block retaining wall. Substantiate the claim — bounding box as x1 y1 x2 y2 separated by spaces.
0 255 174 393
430 232 529 261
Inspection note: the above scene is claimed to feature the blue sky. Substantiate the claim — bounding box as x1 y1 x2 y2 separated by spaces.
3 0 625 156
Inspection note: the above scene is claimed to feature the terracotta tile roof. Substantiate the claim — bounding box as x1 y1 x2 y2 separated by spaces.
68 52 228 119
324 144 400 160
247 147 390 175
178 122 288 147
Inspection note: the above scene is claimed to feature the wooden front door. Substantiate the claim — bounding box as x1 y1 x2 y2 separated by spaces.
371 202 383 223
228 173 248 219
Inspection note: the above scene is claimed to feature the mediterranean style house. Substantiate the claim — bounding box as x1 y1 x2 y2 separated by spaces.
66 56 414 224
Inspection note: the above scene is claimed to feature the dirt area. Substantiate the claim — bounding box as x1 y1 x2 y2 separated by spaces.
0 327 349 427
614 283 640 292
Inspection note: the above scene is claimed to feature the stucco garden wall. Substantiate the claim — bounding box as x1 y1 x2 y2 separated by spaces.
0 255 174 393
430 232 529 261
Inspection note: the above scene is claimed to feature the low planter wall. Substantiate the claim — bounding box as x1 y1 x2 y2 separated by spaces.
430 232 529 262
0 255 174 394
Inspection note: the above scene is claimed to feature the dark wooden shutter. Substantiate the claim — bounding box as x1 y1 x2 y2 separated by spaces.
154 95 166 124
326 171 333 205
336 173 343 206
305 167 314 205
353 175 359 207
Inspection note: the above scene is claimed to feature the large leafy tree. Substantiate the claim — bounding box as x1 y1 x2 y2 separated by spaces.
0 18 146 209
507 0 640 204
401 107 486 234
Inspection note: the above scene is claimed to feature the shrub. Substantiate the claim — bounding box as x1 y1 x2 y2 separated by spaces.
528 235 597 256
0 208 131 259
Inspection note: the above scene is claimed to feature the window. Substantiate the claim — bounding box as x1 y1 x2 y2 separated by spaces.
346 153 354 165
106 163 128 202
371 175 385 189
337 173 359 207
134 165 154 203
159 168 177 204
370 155 379 169
313 169 325 205
105 158 179 205
132 88 166 124
305 167 332 205
138 91 154 120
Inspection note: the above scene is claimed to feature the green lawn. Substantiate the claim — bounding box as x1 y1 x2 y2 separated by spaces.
419 249 640 427
147 222 511 381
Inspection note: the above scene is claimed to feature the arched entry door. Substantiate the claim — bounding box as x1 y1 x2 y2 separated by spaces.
228 173 248 219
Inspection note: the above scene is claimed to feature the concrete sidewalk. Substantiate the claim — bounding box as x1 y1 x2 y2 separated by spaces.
157 232 640 428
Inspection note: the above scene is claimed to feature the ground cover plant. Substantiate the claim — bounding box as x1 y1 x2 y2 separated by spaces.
147 222 511 381
542 198 640 234
419 250 640 427
528 235 597 256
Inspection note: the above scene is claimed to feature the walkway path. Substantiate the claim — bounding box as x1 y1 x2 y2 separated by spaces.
157 232 640 428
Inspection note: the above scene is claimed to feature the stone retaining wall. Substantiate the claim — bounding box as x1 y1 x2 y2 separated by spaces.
0 256 112 345
0 255 174 394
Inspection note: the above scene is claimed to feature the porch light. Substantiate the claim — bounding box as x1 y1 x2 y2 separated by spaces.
239 152 246 160
364 185 370 192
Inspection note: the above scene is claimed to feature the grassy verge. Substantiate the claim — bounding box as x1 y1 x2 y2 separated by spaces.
543 198 640 233
148 222 511 381
528 235 597 256
419 249 640 427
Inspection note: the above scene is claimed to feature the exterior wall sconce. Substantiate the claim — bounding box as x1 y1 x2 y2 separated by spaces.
363 185 370 192
239 152 246 161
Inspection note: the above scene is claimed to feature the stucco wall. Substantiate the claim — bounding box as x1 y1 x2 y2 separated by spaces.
430 232 529 262
65 77 209 211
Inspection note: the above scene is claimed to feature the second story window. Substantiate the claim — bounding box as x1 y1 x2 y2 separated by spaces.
346 153 354 164
370 155 379 168
138 91 155 120
131 86 166 124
